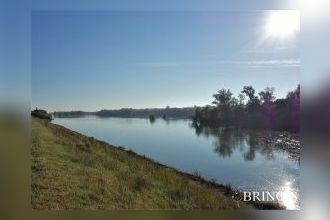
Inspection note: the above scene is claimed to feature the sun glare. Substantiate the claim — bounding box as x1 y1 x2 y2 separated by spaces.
265 11 300 39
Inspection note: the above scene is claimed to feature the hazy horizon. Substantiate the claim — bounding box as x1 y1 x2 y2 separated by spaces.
31 84 299 113
32 11 299 112
33 105 198 113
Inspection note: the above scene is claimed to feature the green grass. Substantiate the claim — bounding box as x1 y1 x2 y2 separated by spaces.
31 117 254 210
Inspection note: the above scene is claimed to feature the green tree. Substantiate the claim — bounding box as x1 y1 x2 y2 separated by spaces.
241 86 256 101
241 86 260 111
212 89 233 108
238 94 246 105
259 87 275 104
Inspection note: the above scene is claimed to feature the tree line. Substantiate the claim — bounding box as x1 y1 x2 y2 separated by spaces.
31 108 53 121
193 85 300 132
54 107 196 119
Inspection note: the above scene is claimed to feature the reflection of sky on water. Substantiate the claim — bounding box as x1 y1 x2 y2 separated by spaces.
194 125 300 209
280 181 299 210
53 117 300 209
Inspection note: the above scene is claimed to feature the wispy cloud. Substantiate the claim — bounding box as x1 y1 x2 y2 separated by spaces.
246 46 296 54
223 59 300 68
242 59 300 67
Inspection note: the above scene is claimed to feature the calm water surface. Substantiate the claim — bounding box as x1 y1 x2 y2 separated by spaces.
53 116 300 209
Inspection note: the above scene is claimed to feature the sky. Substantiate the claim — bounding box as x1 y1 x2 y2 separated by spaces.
32 10 300 111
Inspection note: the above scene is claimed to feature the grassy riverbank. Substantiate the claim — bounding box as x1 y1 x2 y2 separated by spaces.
31 117 261 210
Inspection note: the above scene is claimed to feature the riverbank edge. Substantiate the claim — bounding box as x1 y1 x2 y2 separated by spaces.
33 116 284 210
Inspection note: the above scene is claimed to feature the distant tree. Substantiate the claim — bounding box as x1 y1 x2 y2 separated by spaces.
190 85 299 132
287 85 300 100
212 89 233 108
241 86 261 116
238 94 246 105
258 87 276 129
286 85 300 132
211 89 237 126
241 86 256 101
31 108 52 121
259 87 275 104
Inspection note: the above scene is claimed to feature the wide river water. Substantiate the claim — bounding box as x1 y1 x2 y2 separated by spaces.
53 116 300 209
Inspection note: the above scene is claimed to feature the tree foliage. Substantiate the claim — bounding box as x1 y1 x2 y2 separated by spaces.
193 85 300 132
54 107 196 119
259 87 275 104
31 108 53 121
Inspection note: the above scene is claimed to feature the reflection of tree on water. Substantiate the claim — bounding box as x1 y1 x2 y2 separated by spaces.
243 132 256 161
214 128 246 158
243 132 275 161
191 124 298 162
149 115 156 124
191 125 246 158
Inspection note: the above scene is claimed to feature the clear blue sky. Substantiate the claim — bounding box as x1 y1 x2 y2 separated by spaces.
32 11 299 111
